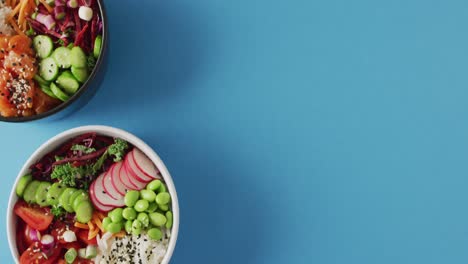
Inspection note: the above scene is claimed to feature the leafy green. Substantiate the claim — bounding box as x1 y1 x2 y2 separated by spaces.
87 55 96 69
51 205 65 218
71 144 96 154
51 163 95 187
107 138 129 162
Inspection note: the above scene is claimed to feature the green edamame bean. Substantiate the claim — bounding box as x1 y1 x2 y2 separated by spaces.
159 204 169 211
165 211 173 229
106 222 123 234
109 208 124 222
140 189 156 202
147 228 162 240
131 219 142 235
122 207 137 220
147 202 158 213
125 190 140 207
137 212 149 227
102 217 112 230
155 192 170 205
125 220 132 234
158 184 166 193
147 180 161 191
149 212 167 227
134 199 149 212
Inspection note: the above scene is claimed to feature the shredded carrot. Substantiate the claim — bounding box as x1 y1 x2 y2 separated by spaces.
113 231 126 238
38 0 52 13
92 214 104 232
97 212 106 220
74 222 90 229
87 221 95 231
17 0 28 28
88 228 100 240
8 17 24 35
8 4 21 20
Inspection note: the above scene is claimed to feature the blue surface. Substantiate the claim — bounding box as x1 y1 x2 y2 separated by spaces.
1 0 468 263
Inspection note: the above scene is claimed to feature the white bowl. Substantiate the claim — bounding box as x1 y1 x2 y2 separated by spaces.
6 125 179 263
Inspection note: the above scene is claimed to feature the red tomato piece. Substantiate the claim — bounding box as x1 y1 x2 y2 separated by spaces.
19 242 61 264
13 200 53 231
77 229 98 245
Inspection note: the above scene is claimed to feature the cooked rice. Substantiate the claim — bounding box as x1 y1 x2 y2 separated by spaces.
0 1 13 36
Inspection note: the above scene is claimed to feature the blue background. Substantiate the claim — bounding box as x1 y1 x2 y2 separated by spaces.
1 0 468 263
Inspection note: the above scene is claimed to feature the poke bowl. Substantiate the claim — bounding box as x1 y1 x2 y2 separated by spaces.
7 125 179 263
0 0 107 122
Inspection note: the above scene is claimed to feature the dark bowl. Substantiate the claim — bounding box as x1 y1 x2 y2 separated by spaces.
0 0 108 123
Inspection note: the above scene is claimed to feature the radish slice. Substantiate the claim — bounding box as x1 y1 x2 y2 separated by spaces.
117 161 139 190
131 149 160 179
102 169 123 200
89 181 113 212
121 161 146 190
110 163 129 196
125 153 152 183
93 174 125 207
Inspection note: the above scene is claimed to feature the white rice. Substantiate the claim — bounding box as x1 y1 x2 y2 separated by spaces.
96 230 170 264
0 1 13 36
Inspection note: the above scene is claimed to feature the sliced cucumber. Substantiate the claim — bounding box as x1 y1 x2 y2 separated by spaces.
75 201 93 223
70 46 87 68
59 188 77 213
50 82 70 102
34 74 50 86
93 35 102 58
56 71 79 94
46 182 65 206
71 66 88 83
23 180 40 204
16 174 33 198
39 57 59 81
35 182 51 207
33 35 53 59
72 192 89 211
39 84 58 99
52 47 72 68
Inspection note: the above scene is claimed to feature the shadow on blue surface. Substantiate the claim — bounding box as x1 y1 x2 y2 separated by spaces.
81 0 204 118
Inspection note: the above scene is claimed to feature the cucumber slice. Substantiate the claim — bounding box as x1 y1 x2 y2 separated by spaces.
75 200 93 223
33 35 53 59
71 66 89 83
39 57 59 81
39 84 58 99
52 47 72 68
72 192 89 212
70 46 87 68
68 190 84 211
23 180 40 204
50 82 70 101
46 182 65 206
56 71 80 94
35 182 51 207
59 188 77 213
33 74 50 86
93 35 102 58
16 174 33 198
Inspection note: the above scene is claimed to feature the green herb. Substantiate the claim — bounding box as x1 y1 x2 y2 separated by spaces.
51 163 95 187
87 55 96 69
26 26 34 36
107 138 129 162
51 205 65 218
71 144 96 154
56 39 65 46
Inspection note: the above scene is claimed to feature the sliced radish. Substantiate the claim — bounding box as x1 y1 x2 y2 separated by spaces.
102 169 124 200
121 161 146 190
110 162 129 196
131 148 160 179
117 161 139 190
126 152 153 182
89 181 113 212
93 173 125 207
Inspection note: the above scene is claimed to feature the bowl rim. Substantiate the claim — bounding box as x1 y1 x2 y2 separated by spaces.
0 0 108 123
6 125 180 263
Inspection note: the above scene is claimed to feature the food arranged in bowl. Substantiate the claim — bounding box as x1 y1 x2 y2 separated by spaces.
0 0 103 118
12 132 175 263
